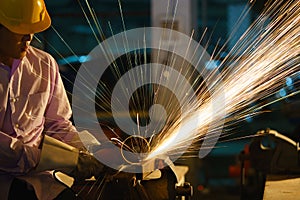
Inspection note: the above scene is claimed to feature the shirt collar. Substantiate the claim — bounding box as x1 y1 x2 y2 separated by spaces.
11 59 21 76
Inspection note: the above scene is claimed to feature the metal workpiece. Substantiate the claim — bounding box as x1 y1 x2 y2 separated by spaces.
71 165 192 200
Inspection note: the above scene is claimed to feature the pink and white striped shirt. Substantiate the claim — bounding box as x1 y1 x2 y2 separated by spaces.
0 46 82 199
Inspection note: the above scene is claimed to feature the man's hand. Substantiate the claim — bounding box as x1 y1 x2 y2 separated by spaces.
71 150 106 182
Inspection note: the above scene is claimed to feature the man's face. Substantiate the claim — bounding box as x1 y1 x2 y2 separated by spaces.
0 25 33 60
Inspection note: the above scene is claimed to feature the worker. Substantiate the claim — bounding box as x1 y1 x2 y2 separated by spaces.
0 0 106 199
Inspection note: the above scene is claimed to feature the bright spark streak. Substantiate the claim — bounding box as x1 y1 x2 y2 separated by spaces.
145 0 300 161
45 0 299 171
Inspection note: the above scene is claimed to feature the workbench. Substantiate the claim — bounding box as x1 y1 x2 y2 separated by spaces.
263 175 300 199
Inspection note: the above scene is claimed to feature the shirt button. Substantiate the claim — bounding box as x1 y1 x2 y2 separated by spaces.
15 124 19 128
11 98 18 102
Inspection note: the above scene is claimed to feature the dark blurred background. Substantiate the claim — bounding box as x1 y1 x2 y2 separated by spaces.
36 0 300 199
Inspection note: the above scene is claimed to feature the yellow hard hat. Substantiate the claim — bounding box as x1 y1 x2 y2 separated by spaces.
0 0 51 34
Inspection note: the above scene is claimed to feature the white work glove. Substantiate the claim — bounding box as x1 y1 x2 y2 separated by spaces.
36 135 108 182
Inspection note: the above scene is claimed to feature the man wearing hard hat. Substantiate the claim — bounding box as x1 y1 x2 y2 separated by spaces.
0 0 106 199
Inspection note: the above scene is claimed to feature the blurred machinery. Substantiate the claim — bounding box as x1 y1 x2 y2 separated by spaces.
237 128 300 199
249 129 300 174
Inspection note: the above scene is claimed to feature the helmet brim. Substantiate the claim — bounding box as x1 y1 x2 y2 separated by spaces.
2 11 51 34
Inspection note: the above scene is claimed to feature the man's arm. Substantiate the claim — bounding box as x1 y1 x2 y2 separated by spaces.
0 131 40 174
43 57 83 149
39 56 108 181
